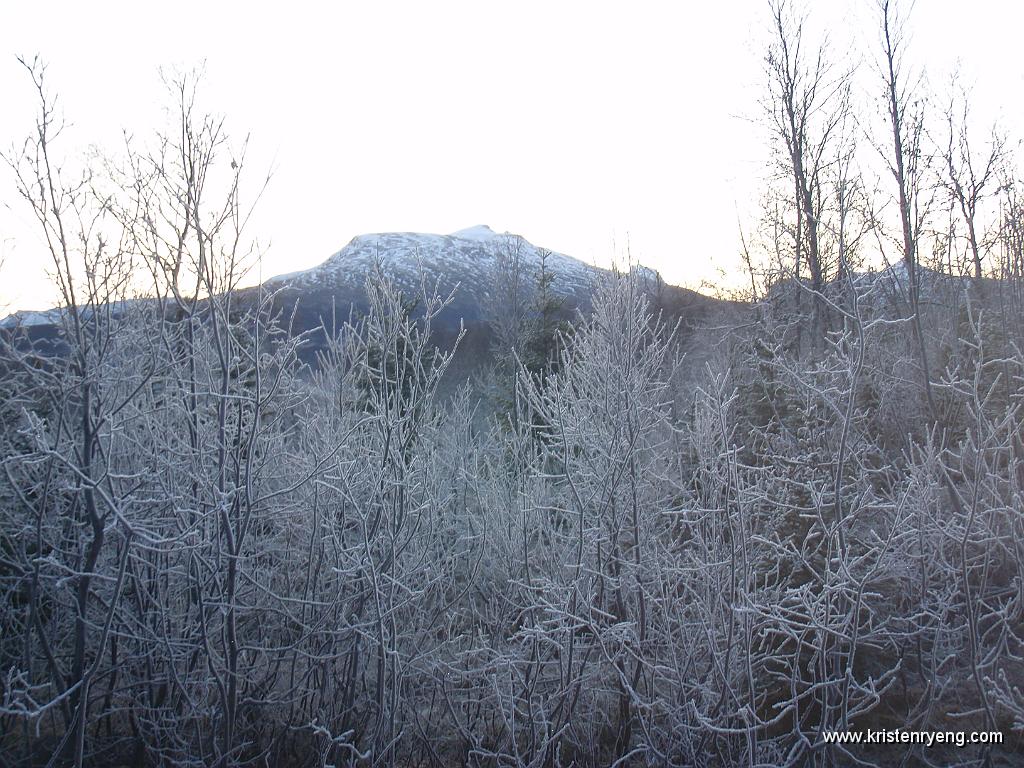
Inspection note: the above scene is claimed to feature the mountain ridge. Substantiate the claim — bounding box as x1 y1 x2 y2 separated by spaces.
0 225 669 329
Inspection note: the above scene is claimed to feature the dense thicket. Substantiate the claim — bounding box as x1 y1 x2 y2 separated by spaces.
4 7 1024 764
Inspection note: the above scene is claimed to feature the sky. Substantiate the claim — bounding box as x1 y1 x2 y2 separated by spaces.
2 1 1023 314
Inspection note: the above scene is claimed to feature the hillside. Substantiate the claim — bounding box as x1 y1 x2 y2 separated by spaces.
1 225 729 375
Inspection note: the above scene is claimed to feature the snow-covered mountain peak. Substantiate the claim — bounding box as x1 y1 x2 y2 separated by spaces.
0 308 63 329
450 225 499 241
1 228 684 331
267 227 597 303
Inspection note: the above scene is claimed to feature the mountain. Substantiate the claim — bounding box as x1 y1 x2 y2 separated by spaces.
764 259 999 316
260 225 725 368
269 225 595 312
264 225 596 327
0 226 727 375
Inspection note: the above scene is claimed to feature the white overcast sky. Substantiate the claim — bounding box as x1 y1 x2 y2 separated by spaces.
2 1 1023 313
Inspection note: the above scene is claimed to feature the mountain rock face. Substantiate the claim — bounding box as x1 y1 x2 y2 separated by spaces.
252 225 723 370
265 225 597 326
1 226 726 373
272 226 595 301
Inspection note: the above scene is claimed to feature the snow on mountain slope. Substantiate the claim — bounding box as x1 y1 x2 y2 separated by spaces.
0 309 63 328
266 225 598 304
846 261 978 307
0 302 146 330
0 227 674 333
